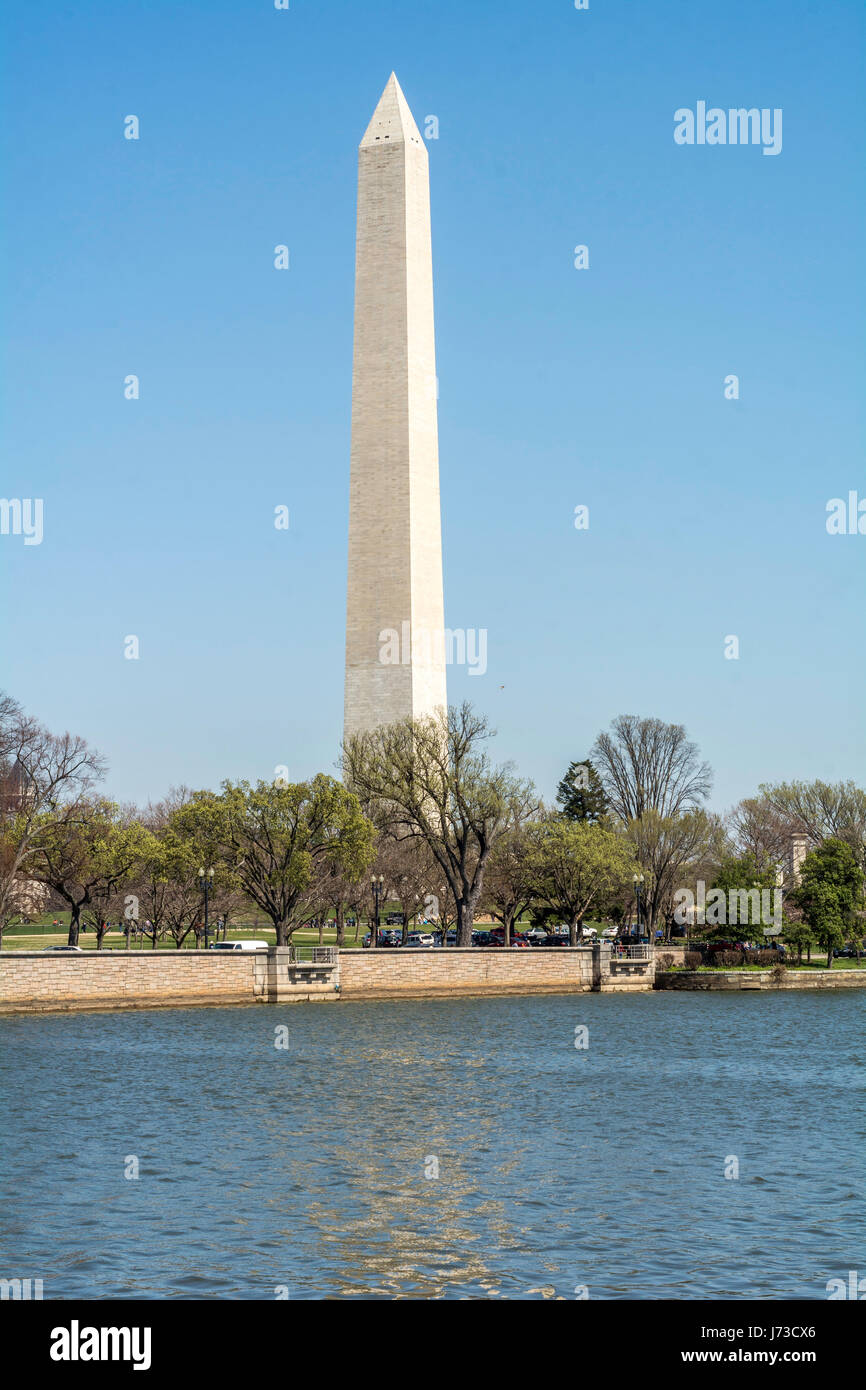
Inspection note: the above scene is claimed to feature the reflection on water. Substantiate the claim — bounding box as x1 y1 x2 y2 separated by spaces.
0 992 863 1299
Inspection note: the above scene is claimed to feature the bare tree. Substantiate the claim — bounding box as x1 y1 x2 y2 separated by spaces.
374 833 437 943
726 796 792 875
626 809 719 939
345 703 538 946
591 715 712 822
759 780 866 870
0 693 106 948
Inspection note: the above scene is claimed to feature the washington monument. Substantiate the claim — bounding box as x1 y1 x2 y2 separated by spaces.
343 74 447 742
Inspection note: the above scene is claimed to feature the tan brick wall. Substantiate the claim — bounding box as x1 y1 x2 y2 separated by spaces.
0 947 664 1014
653 942 688 966
0 951 260 1013
339 947 597 999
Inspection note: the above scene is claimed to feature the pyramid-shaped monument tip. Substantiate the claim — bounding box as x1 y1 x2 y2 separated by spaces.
360 73 424 149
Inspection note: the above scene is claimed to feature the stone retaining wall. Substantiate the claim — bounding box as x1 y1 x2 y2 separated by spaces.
0 950 263 1013
652 942 688 966
0 944 659 1014
655 968 866 991
0 950 340 1014
338 947 599 999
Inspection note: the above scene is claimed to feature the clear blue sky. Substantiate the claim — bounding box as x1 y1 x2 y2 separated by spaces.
2 0 863 812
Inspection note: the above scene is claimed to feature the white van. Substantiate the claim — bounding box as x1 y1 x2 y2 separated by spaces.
210 940 269 952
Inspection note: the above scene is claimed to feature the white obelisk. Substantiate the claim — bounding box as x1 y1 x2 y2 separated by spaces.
344 74 447 742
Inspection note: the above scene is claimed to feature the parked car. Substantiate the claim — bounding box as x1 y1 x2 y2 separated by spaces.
210 940 269 952
42 944 83 953
406 931 435 948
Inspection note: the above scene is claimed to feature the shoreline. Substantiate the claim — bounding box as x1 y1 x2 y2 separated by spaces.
1 947 864 1015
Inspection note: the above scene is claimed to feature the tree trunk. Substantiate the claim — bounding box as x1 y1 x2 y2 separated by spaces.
456 899 474 948
96 920 109 951
569 917 579 948
275 920 288 948
335 902 345 949
317 918 324 946
68 906 81 948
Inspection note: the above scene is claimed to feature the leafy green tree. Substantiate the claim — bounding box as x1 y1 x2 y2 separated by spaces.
130 824 219 949
709 853 779 936
556 760 608 824
217 776 375 947
780 915 816 966
29 801 151 947
794 838 864 967
528 820 637 946
163 794 241 947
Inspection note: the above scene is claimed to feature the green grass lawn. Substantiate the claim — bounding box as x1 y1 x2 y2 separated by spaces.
2 912 368 952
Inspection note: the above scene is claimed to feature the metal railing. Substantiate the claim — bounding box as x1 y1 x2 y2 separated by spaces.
289 945 338 965
611 944 651 961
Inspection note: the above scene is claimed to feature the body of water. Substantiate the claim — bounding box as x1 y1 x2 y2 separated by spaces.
0 991 863 1299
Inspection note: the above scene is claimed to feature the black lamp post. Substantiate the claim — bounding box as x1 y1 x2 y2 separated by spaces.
199 866 214 949
370 874 384 948
633 873 644 943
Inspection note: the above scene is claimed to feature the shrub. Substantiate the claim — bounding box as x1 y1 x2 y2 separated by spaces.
716 950 744 968
684 951 702 970
659 953 675 971
745 949 781 967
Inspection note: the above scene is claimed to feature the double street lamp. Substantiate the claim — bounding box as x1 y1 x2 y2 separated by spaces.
198 866 214 950
370 874 385 948
633 873 645 943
